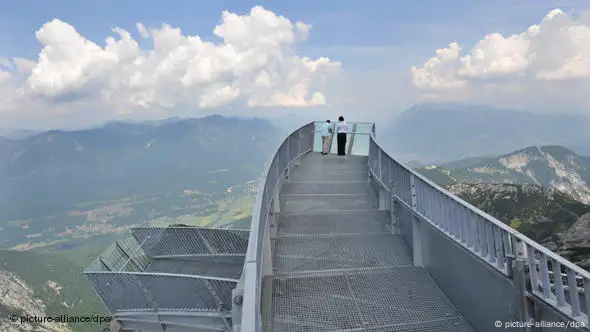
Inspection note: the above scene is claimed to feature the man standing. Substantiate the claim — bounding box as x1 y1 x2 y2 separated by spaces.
320 120 332 155
336 116 348 158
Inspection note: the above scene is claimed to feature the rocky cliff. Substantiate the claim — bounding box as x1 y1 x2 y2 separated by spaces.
417 145 590 204
0 270 72 332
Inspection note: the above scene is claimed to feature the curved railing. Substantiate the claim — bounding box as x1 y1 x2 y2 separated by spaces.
240 122 315 331
368 134 590 329
238 121 590 331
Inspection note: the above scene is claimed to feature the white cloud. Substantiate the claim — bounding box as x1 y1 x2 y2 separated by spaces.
0 6 340 127
411 8 590 110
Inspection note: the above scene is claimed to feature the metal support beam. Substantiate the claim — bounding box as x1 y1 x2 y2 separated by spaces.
410 174 423 267
390 181 399 235
378 189 388 211
295 130 301 166
272 190 280 214
262 222 273 277
231 287 244 332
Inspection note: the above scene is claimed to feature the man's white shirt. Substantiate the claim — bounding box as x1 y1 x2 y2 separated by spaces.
336 121 348 133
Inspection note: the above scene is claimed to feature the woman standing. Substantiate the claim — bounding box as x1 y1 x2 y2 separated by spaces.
336 116 348 157
320 120 332 155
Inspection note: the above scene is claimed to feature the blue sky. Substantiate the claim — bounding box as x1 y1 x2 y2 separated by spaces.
2 0 586 55
1 0 590 129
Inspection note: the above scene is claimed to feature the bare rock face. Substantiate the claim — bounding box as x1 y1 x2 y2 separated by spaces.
556 213 590 269
0 270 72 332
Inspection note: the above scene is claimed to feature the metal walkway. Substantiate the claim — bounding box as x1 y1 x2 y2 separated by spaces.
263 153 474 331
85 120 590 332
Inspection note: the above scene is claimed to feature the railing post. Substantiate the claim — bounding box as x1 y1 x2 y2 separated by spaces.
513 240 535 330
378 188 387 211
272 189 280 214
262 222 273 277
286 135 291 183
295 129 301 166
378 148 382 180
232 285 243 332
390 180 399 235
410 174 423 267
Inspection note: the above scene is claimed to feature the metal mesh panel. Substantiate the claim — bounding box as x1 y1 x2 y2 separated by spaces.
87 272 237 313
273 234 413 273
139 275 234 311
282 194 374 214
267 268 474 332
130 228 249 257
277 211 389 236
89 232 150 272
282 182 371 195
118 317 232 332
87 273 153 311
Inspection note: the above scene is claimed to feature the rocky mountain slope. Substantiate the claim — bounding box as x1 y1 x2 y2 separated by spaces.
416 145 590 204
0 248 108 332
447 183 590 270
382 103 590 163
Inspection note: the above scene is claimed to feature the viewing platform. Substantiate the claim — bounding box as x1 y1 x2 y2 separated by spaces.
85 121 590 332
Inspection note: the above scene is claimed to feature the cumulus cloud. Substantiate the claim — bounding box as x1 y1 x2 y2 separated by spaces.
0 6 340 125
411 9 590 109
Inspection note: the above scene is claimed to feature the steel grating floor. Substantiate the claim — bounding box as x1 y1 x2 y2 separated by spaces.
263 152 474 331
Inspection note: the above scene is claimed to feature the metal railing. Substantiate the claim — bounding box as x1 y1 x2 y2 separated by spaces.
240 122 315 331
84 227 248 315
367 135 590 328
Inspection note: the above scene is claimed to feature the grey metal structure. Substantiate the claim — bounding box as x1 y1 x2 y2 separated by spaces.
86 121 590 331
84 227 249 331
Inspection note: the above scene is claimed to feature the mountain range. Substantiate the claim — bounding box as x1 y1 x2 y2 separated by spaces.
416 145 590 205
0 115 281 222
382 102 590 163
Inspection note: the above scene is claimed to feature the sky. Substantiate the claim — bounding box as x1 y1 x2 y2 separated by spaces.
1 0 589 130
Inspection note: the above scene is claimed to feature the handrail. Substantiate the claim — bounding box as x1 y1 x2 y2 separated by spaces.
369 133 590 327
240 121 315 332
370 134 590 278
241 122 590 331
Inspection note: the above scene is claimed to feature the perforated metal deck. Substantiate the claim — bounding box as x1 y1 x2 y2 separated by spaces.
264 153 475 331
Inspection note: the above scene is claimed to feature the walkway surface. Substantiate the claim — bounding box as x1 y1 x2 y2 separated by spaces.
263 152 475 331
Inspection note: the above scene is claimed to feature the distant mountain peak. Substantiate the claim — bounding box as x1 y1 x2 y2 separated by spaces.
416 144 590 205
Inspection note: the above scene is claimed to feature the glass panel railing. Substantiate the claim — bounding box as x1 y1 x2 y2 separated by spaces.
355 122 373 135
351 132 370 156
313 121 374 156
